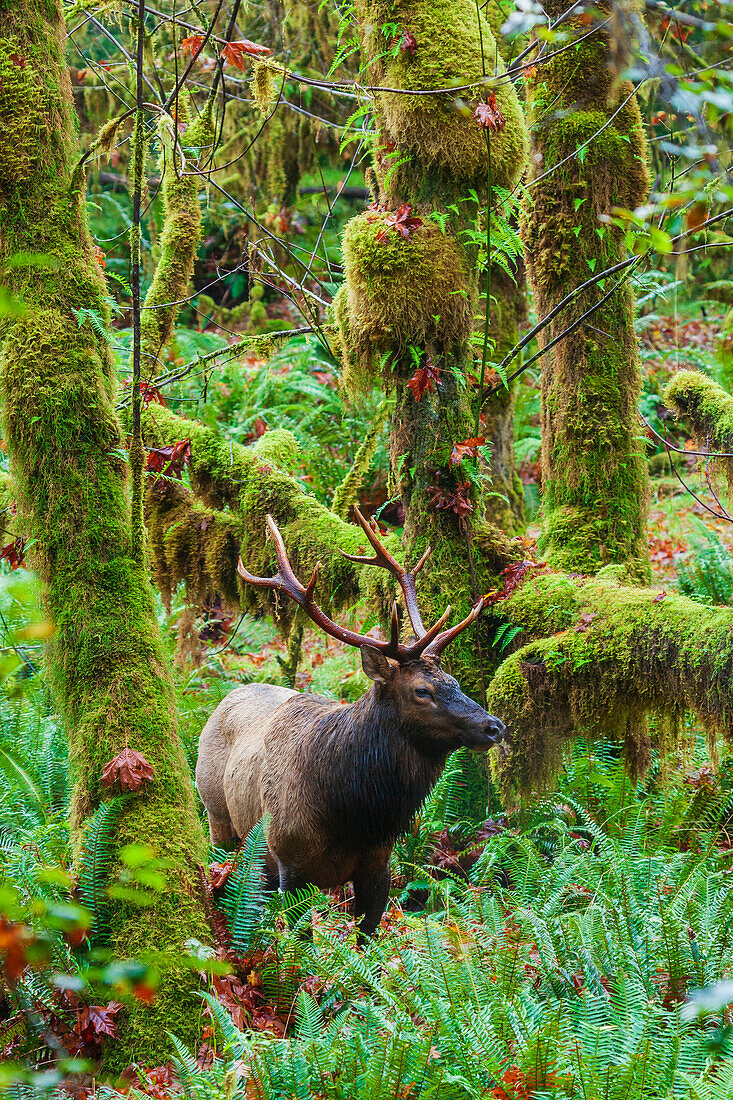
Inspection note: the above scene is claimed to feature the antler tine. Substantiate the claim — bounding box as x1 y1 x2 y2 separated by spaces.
422 597 485 659
411 545 432 575
403 604 452 658
339 507 428 639
237 515 406 657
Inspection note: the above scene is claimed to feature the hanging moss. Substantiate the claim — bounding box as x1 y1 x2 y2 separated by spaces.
666 370 733 489
336 214 474 392
139 100 215 373
0 0 209 1071
522 0 651 579
143 405 370 628
331 399 390 518
487 568 733 798
355 0 527 198
145 478 240 610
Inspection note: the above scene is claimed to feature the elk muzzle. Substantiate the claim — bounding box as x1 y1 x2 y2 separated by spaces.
461 713 507 751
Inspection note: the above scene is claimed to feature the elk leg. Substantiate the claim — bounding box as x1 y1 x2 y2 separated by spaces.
353 864 391 941
278 863 314 935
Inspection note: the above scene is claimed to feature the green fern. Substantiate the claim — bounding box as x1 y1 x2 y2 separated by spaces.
220 818 267 952
77 796 128 940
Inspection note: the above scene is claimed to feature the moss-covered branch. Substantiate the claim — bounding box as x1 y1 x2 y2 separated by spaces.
0 1 208 1069
488 569 733 798
143 404 369 625
665 370 733 488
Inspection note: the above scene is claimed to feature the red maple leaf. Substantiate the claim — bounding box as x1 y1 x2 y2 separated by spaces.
652 590 667 603
209 860 235 890
574 611 598 633
101 747 155 792
399 30 417 57
10 54 26 69
74 1002 124 1044
407 356 441 401
484 559 546 606
92 244 106 268
375 203 423 242
144 439 191 478
474 92 506 132
181 34 204 57
139 381 165 407
222 40 272 71
0 538 26 570
450 436 486 465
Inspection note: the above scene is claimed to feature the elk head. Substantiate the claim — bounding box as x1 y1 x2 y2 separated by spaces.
237 508 506 752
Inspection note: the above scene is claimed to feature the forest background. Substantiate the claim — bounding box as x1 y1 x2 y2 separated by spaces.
2 0 733 1096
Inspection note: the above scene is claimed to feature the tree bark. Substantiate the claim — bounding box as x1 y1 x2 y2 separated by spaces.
0 1 208 1070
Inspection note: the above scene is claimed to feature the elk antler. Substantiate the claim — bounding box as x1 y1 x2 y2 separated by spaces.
237 514 483 664
340 507 431 637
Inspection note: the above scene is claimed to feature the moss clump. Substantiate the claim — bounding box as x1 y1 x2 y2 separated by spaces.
355 0 527 196
487 569 733 798
336 213 473 392
0 0 209 1071
665 370 733 489
522 2 651 578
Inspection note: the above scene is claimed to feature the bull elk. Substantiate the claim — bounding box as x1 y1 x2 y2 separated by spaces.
195 508 506 937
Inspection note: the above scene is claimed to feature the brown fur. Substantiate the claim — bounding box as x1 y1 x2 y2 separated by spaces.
195 651 505 935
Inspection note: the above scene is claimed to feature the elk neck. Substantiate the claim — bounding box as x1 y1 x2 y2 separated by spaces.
306 684 450 852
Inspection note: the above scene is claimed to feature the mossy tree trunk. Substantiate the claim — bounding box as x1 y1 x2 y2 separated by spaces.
335 0 528 694
0 0 208 1071
482 261 527 534
522 0 651 578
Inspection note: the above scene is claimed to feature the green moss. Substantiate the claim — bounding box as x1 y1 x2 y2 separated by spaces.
666 370 733 488
0 0 209 1071
336 213 473 391
522 4 651 578
487 569 733 798
355 0 527 196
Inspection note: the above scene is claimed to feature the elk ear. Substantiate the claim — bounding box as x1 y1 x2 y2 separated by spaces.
361 645 394 684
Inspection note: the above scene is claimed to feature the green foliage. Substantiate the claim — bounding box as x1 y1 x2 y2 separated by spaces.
217 820 267 953
676 517 733 606
77 797 128 940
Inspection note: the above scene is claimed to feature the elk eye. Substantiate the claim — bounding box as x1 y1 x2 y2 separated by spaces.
414 687 434 701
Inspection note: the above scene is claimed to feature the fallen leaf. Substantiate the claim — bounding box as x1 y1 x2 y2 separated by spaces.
399 30 417 57
474 92 506 132
74 1002 124 1043
144 439 191 478
574 611 598 633
101 747 155 792
375 202 423 242
181 34 204 57
652 590 667 603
